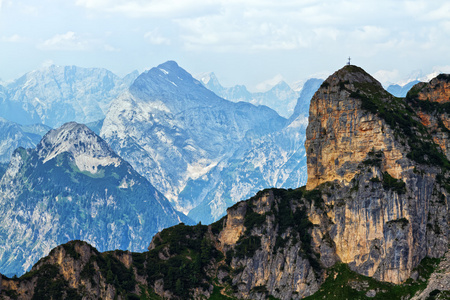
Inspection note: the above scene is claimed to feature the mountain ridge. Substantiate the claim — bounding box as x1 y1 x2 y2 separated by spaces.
0 122 190 276
0 65 137 127
196 71 302 118
100 60 292 217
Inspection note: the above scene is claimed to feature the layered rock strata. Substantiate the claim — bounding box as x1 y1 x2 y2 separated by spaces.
305 65 449 283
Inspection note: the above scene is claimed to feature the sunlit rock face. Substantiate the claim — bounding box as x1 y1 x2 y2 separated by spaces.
305 65 449 284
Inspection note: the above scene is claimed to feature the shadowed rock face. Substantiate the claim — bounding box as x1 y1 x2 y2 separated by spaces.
305 65 449 283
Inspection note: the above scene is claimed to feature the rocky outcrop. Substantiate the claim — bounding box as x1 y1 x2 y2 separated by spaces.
0 184 447 299
305 65 449 284
414 75 450 104
406 74 450 160
0 241 141 300
305 65 408 190
411 250 450 300
0 189 327 300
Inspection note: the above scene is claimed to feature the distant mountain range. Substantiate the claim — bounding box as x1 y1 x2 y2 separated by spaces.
0 118 51 163
0 65 138 127
0 122 190 276
0 61 322 242
386 80 420 97
196 72 301 118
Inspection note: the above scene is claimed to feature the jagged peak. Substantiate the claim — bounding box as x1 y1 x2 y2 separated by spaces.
156 60 180 71
37 122 120 173
199 72 221 86
131 60 202 93
269 80 292 91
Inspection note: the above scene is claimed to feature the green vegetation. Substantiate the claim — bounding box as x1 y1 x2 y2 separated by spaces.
234 235 261 259
209 284 236 299
386 218 409 229
272 188 320 272
382 172 407 194
32 264 82 300
370 176 381 183
61 241 81 260
348 78 450 169
144 223 222 299
321 81 330 88
437 74 450 82
362 149 383 168
304 256 440 300
210 217 225 235
408 96 450 117
243 205 266 235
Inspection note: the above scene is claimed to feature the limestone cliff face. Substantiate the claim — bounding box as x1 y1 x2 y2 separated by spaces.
407 74 450 160
415 75 450 104
305 65 449 284
216 190 325 300
0 241 144 300
305 65 408 190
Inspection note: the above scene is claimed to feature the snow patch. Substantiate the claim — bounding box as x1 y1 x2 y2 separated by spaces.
186 159 218 181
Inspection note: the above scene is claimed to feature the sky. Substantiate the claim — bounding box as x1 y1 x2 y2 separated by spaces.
1 0 450 91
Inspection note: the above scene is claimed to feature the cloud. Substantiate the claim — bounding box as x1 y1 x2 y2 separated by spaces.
1 34 23 42
75 0 219 18
38 31 91 51
103 44 120 52
37 31 116 52
144 29 171 45
73 0 450 56
41 59 55 68
373 69 400 86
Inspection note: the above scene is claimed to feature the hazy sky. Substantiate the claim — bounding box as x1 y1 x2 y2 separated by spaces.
1 0 450 91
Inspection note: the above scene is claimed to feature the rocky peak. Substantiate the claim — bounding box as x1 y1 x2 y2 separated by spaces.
305 65 407 190
269 80 291 92
199 72 223 89
329 65 381 86
129 61 225 113
411 74 450 104
304 65 449 284
406 74 450 160
37 122 120 173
